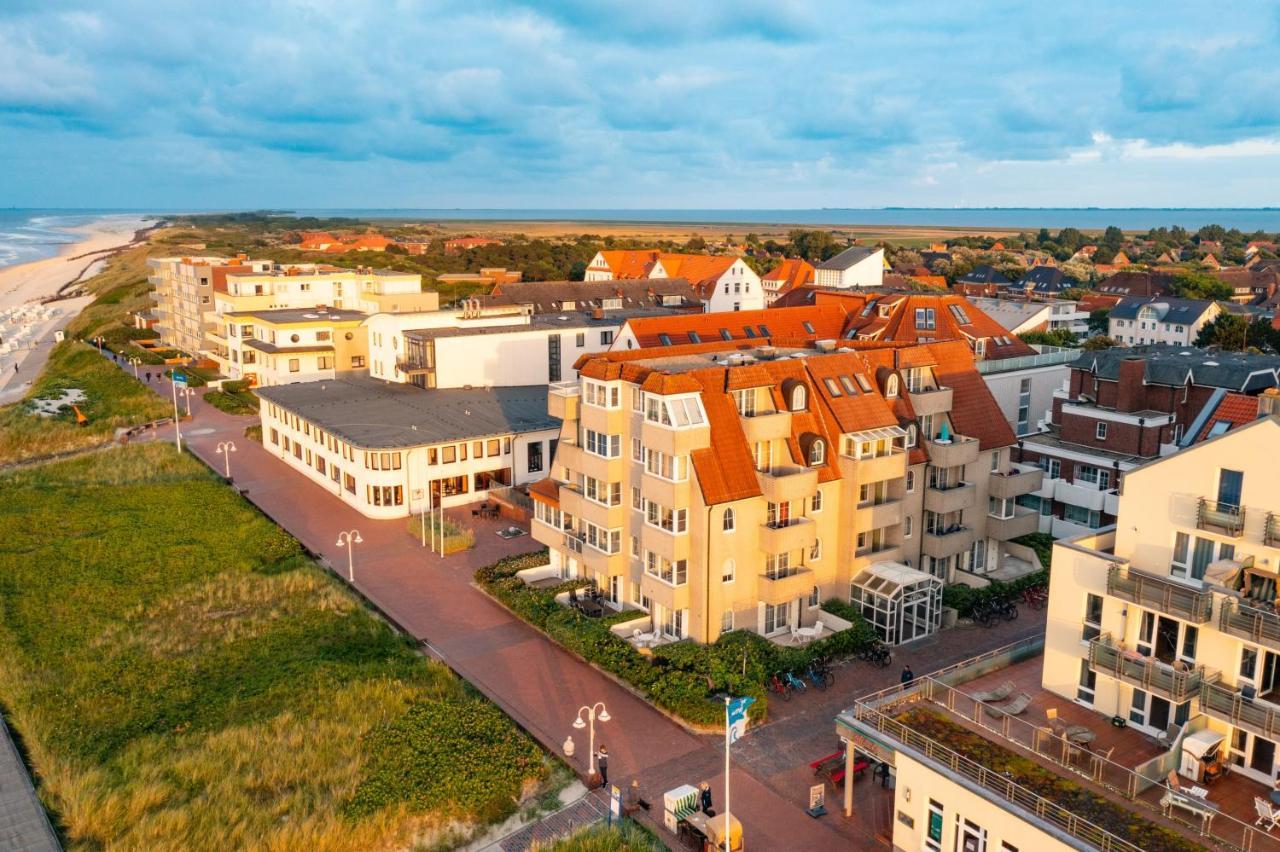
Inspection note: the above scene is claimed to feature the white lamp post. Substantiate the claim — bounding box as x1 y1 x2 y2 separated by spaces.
179 386 194 416
216 441 236 479
572 702 611 778
336 529 363 582
127 356 141 379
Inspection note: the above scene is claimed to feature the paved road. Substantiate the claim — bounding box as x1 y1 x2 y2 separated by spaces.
103 354 1047 849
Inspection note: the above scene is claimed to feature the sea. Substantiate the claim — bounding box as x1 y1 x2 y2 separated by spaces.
5 207 1280 272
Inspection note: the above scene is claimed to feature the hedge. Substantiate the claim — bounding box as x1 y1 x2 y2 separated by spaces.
476 551 877 726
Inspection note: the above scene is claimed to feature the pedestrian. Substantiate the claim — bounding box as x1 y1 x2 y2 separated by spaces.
901 665 914 686
145 371 151 382
596 744 608 787
699 780 714 815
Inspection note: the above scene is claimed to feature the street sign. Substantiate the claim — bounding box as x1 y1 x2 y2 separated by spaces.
173 372 188 388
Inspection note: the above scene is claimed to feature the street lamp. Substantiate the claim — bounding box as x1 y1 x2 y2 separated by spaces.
127 356 141 379
336 529 363 582
572 702 611 778
179 386 195 416
92 335 105 352
216 441 236 479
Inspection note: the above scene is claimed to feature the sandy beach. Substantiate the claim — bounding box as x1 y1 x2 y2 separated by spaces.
0 216 149 403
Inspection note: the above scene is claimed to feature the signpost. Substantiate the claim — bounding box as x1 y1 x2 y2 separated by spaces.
171 372 187 451
807 783 826 818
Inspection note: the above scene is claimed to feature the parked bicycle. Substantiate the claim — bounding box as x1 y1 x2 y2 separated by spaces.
1021 586 1048 610
766 671 793 701
805 659 834 690
858 642 892 668
784 670 809 693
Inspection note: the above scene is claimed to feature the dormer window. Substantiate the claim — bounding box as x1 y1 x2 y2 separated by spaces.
789 382 807 411
808 439 826 467
886 374 899 398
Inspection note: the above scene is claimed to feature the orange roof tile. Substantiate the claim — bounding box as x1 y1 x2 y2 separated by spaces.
762 258 816 292
925 340 1016 451
529 477 560 507
1194 393 1259 443
625 304 850 348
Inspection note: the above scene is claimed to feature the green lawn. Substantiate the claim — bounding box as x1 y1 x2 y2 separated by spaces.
0 443 546 850
536 821 664 851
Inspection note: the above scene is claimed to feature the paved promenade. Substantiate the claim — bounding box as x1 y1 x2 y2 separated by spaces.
109 357 1046 849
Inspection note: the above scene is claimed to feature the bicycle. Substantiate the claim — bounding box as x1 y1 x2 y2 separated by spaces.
766 671 793 701
1022 586 1048 610
805 659 834 690
858 642 892 668
970 600 999 628
784 670 809 693
997 596 1019 621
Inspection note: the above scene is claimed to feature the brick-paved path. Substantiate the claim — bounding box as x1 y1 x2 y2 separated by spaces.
100 353 1048 850
0 717 60 852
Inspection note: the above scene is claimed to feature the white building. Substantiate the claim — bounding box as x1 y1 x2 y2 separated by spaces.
813 246 885 289
256 380 561 518
582 250 764 312
976 346 1079 437
1108 296 1228 347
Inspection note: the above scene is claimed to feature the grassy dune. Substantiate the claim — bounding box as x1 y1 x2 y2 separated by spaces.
0 444 545 850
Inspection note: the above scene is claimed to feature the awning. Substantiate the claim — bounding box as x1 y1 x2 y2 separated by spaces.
849 425 908 443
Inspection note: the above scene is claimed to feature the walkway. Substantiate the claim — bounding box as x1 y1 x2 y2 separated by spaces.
0 717 60 852
99 352 1049 849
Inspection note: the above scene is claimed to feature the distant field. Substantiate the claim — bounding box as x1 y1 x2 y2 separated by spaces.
423 219 1025 244
0 443 546 850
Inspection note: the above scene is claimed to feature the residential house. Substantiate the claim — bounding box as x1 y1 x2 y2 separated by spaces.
219 306 367 385
1107 296 1232 347
444 237 502 254
1016 266 1078 299
953 265 1011 298
583 250 764 312
761 258 815 304
813 246 885 290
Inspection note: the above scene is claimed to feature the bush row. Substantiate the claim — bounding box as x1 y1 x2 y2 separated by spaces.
476 551 878 726
943 533 1054 617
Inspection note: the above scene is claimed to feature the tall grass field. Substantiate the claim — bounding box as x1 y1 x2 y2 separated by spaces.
0 443 545 850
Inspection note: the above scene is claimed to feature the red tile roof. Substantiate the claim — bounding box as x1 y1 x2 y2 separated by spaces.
623 304 851 348
529 477 560 507
763 258 816 293
926 340 1017 451
1194 393 1259 443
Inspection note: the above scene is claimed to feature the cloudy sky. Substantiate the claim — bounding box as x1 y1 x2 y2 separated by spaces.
2 0 1279 209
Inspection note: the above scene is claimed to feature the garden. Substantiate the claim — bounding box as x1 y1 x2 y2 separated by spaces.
942 532 1052 618
0 443 549 850
202 378 260 416
896 708 1202 852
477 552 877 727
406 512 476 554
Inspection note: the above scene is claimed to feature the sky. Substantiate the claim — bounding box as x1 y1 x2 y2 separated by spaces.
2 0 1279 209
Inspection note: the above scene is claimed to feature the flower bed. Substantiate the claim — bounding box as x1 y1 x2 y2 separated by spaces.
896 708 1202 852
406 513 476 554
477 551 876 726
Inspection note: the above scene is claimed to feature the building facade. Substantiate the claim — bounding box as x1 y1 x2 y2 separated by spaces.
1108 296 1227 347
530 338 1042 645
813 246 885 289
256 380 560 519
147 255 273 355
1043 416 1280 788
583 250 765 312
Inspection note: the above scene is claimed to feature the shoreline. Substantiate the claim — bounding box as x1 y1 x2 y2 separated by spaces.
0 216 150 312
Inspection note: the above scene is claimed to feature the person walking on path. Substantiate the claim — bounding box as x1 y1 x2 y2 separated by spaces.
901 665 914 686
596 745 608 788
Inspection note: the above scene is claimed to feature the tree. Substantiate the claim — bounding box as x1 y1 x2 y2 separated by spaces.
1195 312 1251 351
1169 270 1232 301
1088 309 1111 335
1082 335 1117 350
1019 328 1079 347
787 229 841 262
568 260 587 281
684 236 707 252
1100 225 1124 251
891 249 924 270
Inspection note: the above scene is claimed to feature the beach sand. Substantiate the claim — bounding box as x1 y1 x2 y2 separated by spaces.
0 217 149 403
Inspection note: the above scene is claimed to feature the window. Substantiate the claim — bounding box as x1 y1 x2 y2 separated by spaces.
811 491 823 512
906 469 916 492
583 429 621 458
645 450 688 481
351 355 365 368
903 515 913 537
1095 421 1107 440
808 585 820 608
789 383 807 411
547 334 561 382
720 610 734 635
1171 532 1190 576
823 377 841 396
288 358 300 372
990 449 1001 472
914 307 936 330
1077 658 1097 704
807 438 826 466
1083 593 1103 641
722 559 735 583
644 551 688 584
658 333 672 346
600 330 614 345
688 331 702 344
885 374 898 397
763 602 787 635
810 538 822 561
723 508 736 532
575 332 586 347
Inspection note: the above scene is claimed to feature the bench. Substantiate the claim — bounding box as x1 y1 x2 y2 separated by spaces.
809 751 868 787
1160 790 1219 835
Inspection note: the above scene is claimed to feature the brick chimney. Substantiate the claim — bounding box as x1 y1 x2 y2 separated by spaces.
1115 356 1146 413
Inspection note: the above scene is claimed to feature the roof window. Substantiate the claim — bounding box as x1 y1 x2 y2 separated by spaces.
823 377 842 396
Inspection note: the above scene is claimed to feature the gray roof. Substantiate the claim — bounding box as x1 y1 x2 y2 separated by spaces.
1016 266 1075 291
225 307 366 322
1108 295 1230 323
957 264 1011 286
405 308 676 341
1070 345 1280 392
815 246 879 271
256 380 559 449
244 339 334 355
478 278 702 314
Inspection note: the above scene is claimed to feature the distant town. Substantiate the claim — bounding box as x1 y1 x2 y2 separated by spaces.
4 211 1280 851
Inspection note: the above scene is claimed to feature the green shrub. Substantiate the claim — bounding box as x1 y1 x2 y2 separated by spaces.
476 552 875 725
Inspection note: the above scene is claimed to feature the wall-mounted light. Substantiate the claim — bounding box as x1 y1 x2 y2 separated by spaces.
904 788 911 802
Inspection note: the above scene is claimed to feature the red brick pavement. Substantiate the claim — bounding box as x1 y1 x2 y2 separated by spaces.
105 359 1046 850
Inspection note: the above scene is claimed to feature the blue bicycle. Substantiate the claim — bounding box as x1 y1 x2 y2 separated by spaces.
784 670 808 693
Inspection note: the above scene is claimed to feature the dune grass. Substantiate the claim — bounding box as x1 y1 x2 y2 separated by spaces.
406 513 476 554
0 443 545 850
535 820 665 851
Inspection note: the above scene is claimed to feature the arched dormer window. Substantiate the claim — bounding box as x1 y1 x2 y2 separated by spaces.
886 374 899 398
723 507 736 532
906 424 918 447
808 438 826 467
789 382 807 411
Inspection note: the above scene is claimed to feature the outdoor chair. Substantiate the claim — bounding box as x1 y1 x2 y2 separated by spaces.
567 587 582 611
1256 797 1280 831
793 621 826 643
984 691 1032 718
1168 770 1209 800
1046 707 1067 735
972 680 1016 703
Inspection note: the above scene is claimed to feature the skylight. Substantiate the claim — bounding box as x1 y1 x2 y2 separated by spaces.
948 304 971 324
658 333 672 346
802 321 815 333
720 328 732 341
839 375 858 395
823 377 842 396
688 331 702 344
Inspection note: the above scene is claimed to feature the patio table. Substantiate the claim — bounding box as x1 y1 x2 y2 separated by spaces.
1065 725 1096 745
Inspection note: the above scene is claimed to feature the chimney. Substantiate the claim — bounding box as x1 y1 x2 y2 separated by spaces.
1115 356 1146 413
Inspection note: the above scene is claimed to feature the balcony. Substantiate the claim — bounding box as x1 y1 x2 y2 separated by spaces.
1201 680 1280 742
1052 478 1109 512
1220 599 1280 652
1198 497 1245 537
855 499 903 530
988 465 1044 500
580 545 628 578
922 525 974 559
641 576 690 611
756 465 818 504
1087 636 1215 703
740 410 791 443
1103 489 1120 517
910 385 953 417
837 449 907 484
548 381 580 421
923 482 975 514
986 507 1039 540
925 435 979 468
759 517 817 554
757 567 815 606
1106 565 1213 623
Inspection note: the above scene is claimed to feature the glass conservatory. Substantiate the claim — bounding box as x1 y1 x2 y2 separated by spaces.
850 562 943 646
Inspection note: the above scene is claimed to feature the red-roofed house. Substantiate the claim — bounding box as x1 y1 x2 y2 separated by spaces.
761 258 815 303
584 249 765 312
444 236 503 255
